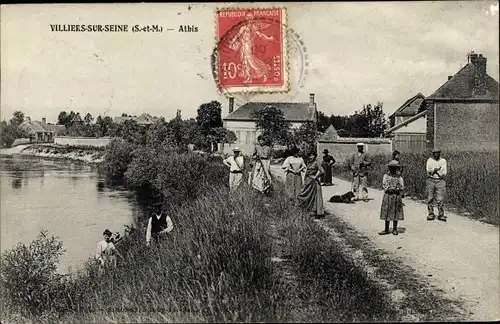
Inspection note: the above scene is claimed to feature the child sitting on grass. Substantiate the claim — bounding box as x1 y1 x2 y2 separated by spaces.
379 160 405 236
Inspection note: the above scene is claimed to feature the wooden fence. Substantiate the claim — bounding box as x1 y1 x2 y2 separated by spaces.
392 133 427 153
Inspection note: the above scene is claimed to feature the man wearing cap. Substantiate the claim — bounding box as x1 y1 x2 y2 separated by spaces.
348 143 372 200
426 148 448 221
223 147 245 192
146 202 174 246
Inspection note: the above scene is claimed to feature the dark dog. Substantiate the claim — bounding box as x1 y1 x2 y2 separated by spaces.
328 191 355 203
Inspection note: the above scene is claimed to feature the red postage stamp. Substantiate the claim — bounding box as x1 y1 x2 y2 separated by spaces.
215 7 288 93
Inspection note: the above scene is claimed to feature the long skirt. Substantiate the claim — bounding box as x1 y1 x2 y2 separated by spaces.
250 160 271 193
380 193 404 221
285 171 302 203
321 162 332 184
298 177 324 216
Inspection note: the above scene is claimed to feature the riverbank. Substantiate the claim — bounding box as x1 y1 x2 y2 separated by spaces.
0 144 105 164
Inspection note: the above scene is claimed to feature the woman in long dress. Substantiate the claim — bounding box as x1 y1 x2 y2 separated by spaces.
250 136 272 194
320 149 336 186
379 160 405 236
297 151 325 218
281 147 306 205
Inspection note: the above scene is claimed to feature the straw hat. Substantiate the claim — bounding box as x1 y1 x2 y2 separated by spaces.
356 142 364 147
432 148 441 153
232 147 241 152
387 160 403 168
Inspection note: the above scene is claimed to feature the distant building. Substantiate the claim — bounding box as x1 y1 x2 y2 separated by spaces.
113 113 160 125
385 93 427 153
222 94 318 154
19 117 65 143
421 52 499 151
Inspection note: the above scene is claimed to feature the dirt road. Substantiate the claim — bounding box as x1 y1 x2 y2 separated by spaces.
271 165 499 321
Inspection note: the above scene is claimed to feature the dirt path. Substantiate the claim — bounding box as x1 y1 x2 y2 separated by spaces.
271 165 499 322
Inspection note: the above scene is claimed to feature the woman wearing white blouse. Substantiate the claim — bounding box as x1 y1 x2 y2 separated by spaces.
282 147 306 205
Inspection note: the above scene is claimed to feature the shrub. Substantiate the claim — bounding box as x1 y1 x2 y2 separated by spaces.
102 138 137 178
0 231 68 320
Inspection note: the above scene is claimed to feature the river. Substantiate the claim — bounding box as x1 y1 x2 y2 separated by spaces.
0 155 145 273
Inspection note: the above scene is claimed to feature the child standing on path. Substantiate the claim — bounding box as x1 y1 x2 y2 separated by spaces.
379 160 405 236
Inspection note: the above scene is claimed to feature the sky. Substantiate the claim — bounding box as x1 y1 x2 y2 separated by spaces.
1 1 499 124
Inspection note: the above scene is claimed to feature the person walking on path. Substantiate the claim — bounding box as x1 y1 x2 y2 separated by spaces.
282 146 306 205
348 143 372 201
95 229 123 276
426 148 448 222
223 147 245 192
320 149 336 186
146 203 174 247
298 151 325 218
250 136 273 194
379 160 405 236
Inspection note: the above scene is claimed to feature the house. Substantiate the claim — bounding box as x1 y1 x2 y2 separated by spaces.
388 92 426 128
385 93 427 152
222 94 318 154
19 117 65 143
318 125 392 163
420 52 499 152
113 113 160 125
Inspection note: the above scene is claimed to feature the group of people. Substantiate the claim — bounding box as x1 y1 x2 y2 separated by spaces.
378 147 448 235
95 141 449 274
223 139 449 236
95 202 174 276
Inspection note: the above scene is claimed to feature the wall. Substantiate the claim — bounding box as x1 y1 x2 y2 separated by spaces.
317 138 393 164
393 115 426 133
54 136 112 147
392 133 427 153
434 102 499 151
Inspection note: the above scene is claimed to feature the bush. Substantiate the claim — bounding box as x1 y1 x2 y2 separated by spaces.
1 231 68 320
102 138 137 178
332 150 500 224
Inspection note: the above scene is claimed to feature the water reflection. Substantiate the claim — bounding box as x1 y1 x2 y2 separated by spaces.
0 156 147 273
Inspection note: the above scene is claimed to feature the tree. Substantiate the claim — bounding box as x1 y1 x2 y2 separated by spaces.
84 113 94 125
57 111 69 125
289 121 319 153
351 102 387 137
317 111 331 132
11 111 25 127
252 105 291 145
196 101 223 131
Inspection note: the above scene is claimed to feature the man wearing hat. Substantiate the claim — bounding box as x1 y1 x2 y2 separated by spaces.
223 147 245 192
146 202 174 246
321 149 336 186
348 143 372 200
426 148 448 221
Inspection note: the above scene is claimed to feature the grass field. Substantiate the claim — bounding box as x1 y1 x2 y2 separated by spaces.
332 151 499 225
1 150 401 323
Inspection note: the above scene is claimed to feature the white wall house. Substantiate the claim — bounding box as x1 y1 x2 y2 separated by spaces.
385 93 428 153
221 94 318 155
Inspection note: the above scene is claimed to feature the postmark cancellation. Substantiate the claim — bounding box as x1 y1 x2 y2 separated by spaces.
214 7 289 94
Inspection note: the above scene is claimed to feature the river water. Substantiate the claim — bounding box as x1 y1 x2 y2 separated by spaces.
0 155 145 273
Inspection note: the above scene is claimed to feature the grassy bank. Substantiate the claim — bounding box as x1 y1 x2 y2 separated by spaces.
332 151 499 225
1 137 403 323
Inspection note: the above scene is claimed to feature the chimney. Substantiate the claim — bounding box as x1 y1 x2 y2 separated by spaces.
228 97 234 114
469 52 487 96
448 76 453 80
42 117 46 124
176 109 181 119
309 93 315 107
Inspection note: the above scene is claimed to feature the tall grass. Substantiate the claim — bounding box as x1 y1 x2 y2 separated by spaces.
1 182 399 323
332 150 499 225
